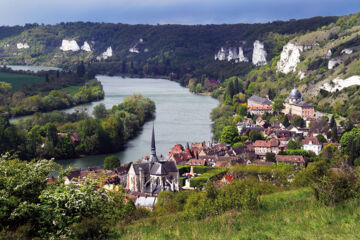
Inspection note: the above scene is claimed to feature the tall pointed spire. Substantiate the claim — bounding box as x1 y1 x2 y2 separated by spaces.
151 123 156 155
149 123 158 163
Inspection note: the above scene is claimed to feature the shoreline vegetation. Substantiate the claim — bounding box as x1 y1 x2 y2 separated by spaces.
0 94 156 161
0 64 105 118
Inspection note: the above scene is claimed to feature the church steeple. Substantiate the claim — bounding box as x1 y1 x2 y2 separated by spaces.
149 124 159 163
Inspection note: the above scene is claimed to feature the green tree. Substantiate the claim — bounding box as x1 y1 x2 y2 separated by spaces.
266 152 276 162
340 128 360 165
104 155 121 170
93 103 107 119
282 115 290 128
45 123 58 146
221 125 240 145
249 130 263 142
316 134 327 144
287 138 302 150
291 115 305 128
273 97 284 113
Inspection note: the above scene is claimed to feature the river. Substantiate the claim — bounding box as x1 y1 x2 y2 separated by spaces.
57 75 218 169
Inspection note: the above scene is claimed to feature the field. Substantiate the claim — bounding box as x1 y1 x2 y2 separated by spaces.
113 188 360 240
0 72 45 91
59 85 82 95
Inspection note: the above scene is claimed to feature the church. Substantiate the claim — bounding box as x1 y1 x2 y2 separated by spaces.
282 86 315 120
126 126 180 195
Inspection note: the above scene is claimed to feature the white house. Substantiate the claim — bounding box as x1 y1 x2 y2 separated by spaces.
302 136 322 155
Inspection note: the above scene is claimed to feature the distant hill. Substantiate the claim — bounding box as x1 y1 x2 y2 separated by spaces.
0 17 337 81
240 12 360 120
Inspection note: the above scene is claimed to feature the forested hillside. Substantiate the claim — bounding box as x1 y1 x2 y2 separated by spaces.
0 17 337 83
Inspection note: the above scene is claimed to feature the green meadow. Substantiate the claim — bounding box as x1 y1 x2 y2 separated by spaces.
0 72 44 91
113 188 360 240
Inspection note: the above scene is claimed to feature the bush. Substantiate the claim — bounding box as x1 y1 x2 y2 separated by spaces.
104 155 121 170
312 167 360 205
70 217 109 240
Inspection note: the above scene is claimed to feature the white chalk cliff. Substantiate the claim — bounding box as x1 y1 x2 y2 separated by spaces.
328 58 342 69
97 47 113 60
17 43 29 49
277 42 304 74
60 39 80 52
214 46 248 63
341 48 353 55
252 40 267 66
322 76 360 92
81 41 91 52
129 47 139 53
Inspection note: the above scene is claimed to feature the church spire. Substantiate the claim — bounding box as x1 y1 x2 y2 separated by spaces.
149 123 159 163
151 123 156 155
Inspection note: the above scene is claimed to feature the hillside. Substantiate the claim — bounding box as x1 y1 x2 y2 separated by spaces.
114 188 360 240
221 12 360 121
0 17 337 81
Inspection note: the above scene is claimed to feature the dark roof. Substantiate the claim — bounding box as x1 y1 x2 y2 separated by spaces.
248 95 272 105
289 87 302 99
133 163 150 174
150 161 178 175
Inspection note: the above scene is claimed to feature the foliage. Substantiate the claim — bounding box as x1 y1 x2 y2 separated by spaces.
249 130 264 142
104 155 121 170
220 125 240 145
266 152 276 162
93 103 108 119
340 128 360 164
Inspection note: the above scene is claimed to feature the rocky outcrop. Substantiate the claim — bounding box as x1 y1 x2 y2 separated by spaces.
277 42 304 74
341 48 353 55
298 71 306 80
129 47 139 53
60 39 80 52
326 49 332 59
96 46 113 60
322 76 360 92
328 58 342 69
17 43 29 49
214 46 249 63
81 41 91 52
252 40 267 66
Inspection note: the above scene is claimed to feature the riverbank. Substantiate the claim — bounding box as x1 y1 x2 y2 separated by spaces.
56 76 218 169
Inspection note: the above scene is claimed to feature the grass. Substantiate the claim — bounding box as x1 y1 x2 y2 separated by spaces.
58 85 82 95
112 188 360 240
0 72 45 91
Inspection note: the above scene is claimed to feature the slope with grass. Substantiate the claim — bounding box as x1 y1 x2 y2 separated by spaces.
0 72 44 91
114 188 360 240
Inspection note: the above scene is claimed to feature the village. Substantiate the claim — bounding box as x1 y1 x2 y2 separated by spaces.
62 86 344 208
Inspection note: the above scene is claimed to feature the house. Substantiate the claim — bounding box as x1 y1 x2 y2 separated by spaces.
282 86 315 119
237 120 264 135
186 159 207 166
232 144 256 160
302 136 322 155
276 155 305 167
126 126 179 195
253 138 280 157
247 95 273 115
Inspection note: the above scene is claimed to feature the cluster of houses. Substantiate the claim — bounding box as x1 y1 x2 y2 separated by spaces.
61 86 342 208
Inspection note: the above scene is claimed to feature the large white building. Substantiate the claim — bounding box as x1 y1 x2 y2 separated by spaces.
127 126 179 195
302 136 322 155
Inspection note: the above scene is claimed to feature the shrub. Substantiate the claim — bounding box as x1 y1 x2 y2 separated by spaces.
104 155 121 170
312 167 360 205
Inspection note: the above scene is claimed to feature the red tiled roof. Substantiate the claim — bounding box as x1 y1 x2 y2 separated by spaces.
276 155 305 163
303 136 320 145
253 139 279 148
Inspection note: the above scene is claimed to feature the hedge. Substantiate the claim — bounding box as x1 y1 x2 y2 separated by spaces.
190 167 227 189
